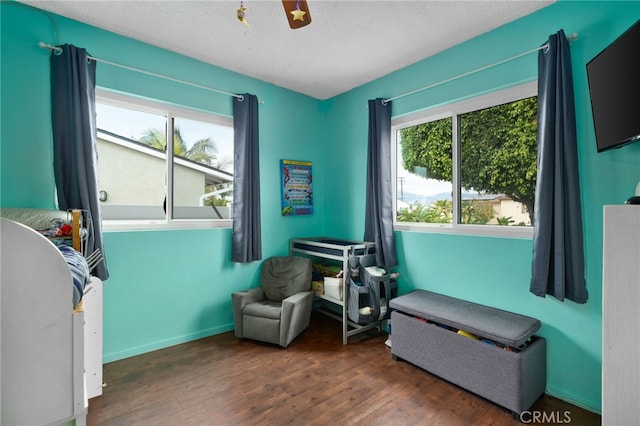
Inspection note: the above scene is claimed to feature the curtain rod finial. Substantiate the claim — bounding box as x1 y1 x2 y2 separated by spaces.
38 41 63 54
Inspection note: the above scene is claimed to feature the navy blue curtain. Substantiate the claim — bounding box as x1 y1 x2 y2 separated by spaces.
364 98 398 269
51 44 108 280
232 94 262 263
530 30 587 303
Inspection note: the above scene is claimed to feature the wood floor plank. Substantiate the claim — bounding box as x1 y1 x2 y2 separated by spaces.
88 312 600 426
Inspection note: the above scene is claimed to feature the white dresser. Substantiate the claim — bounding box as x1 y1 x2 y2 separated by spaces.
602 205 640 424
84 276 104 399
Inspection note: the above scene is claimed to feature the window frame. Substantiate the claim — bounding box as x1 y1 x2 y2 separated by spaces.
95 88 234 231
391 81 537 239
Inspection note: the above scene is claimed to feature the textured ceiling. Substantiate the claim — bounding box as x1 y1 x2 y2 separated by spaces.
23 0 553 99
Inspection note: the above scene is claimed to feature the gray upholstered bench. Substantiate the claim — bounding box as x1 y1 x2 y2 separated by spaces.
389 290 546 417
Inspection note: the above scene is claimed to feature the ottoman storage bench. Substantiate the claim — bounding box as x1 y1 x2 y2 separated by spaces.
390 290 546 417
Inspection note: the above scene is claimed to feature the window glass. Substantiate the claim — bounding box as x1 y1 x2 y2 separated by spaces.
96 103 167 220
396 117 453 224
95 95 233 223
393 83 537 235
172 117 234 220
459 97 537 226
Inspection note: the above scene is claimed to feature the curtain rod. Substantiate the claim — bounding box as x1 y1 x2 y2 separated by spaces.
38 42 247 101
382 32 578 105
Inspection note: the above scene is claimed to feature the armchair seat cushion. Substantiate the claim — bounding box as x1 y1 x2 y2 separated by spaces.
243 300 282 320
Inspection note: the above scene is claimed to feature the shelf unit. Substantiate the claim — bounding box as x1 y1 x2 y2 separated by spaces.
290 237 379 344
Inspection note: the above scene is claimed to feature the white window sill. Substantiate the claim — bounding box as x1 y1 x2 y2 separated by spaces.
102 219 232 232
394 222 533 239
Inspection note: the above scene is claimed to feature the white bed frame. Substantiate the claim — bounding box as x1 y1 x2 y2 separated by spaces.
1 218 88 425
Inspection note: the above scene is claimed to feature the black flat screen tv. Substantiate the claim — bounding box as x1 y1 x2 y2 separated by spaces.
586 19 640 152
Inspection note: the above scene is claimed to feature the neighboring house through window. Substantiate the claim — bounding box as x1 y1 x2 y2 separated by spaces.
392 81 537 238
96 90 233 228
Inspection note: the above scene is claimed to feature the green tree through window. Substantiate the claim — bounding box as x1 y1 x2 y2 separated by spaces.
398 96 537 226
139 127 219 166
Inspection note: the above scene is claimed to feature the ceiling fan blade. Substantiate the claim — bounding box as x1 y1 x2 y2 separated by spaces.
282 0 312 29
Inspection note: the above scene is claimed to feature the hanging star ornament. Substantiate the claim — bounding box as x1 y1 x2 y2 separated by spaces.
282 0 312 29
237 2 249 27
290 7 306 22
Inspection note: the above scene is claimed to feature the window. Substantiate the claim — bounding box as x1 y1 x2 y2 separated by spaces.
95 90 233 228
392 82 537 237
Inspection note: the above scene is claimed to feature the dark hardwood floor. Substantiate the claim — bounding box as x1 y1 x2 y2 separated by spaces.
88 312 601 426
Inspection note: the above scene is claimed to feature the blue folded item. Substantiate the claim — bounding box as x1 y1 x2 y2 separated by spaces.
58 245 90 307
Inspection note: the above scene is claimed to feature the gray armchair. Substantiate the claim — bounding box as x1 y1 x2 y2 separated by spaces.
232 256 313 348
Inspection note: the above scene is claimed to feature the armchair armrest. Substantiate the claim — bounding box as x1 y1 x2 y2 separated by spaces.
231 287 265 338
280 291 314 347
282 290 313 306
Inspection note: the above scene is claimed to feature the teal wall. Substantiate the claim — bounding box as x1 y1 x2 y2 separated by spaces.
2 0 639 413
0 2 327 361
323 1 640 413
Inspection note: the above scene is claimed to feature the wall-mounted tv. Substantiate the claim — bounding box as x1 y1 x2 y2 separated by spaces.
586 19 640 153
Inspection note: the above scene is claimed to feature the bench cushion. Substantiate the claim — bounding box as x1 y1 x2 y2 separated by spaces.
389 290 540 347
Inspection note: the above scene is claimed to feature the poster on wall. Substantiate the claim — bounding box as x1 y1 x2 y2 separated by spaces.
280 159 313 216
